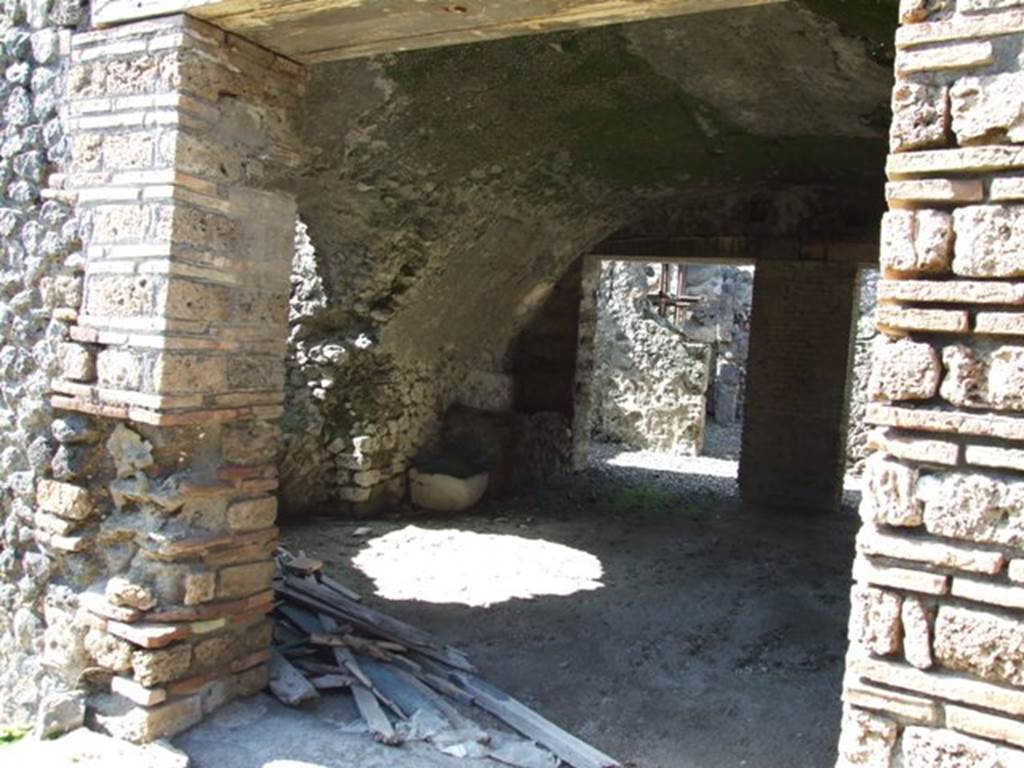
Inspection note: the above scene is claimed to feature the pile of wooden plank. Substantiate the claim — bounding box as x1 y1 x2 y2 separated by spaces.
271 549 620 768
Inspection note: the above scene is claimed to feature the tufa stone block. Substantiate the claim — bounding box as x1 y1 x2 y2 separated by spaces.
880 210 953 278
862 454 922 527
918 471 1024 547
217 560 275 600
868 338 941 402
890 81 950 153
934 605 1024 687
58 342 96 382
954 206 1024 278
951 72 1024 147
942 345 1024 412
901 597 934 670
97 347 146 391
132 643 193 687
37 479 93 520
836 707 897 768
226 497 277 532
106 576 158 611
183 572 216 606
84 628 134 673
152 352 226 394
850 586 902 657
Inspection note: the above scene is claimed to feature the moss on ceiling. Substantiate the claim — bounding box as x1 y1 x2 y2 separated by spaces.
796 0 900 64
382 21 887 189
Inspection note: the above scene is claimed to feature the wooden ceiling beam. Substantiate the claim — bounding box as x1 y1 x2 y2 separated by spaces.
92 0 784 63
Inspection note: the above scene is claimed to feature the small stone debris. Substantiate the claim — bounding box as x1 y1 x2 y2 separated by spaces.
273 548 620 768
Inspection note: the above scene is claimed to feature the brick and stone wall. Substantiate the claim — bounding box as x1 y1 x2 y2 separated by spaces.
16 15 305 740
839 1 1024 764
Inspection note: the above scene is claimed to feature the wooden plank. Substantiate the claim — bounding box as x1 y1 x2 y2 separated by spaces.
309 673 356 690
454 673 620 768
280 579 475 671
268 651 319 706
319 613 407 722
391 667 489 744
591 236 794 263
317 573 362 602
93 0 782 64
282 554 323 575
360 657 451 727
352 684 401 746
276 603 323 636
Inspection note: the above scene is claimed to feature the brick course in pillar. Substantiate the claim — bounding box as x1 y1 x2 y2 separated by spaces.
37 15 304 741
840 0 1024 764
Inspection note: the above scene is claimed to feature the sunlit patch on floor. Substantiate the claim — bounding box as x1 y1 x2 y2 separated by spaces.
352 526 604 607
603 447 739 479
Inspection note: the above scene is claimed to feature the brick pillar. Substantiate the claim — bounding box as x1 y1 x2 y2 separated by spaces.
838 2 1024 765
739 257 857 513
37 16 303 741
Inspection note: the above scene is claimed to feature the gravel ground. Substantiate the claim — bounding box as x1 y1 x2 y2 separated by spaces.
180 442 861 768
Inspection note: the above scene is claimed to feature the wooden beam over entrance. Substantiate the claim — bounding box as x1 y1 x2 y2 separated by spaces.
590 236 880 266
92 0 784 63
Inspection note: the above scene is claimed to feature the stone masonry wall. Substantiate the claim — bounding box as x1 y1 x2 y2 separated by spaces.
847 268 881 474
591 260 710 456
839 1 1024 765
593 259 883 466
14 15 305 741
0 0 84 728
680 263 753 429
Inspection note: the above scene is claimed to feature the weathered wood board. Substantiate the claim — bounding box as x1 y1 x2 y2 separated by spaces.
93 0 783 63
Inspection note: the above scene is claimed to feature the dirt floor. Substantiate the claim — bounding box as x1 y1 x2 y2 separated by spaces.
178 437 860 768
